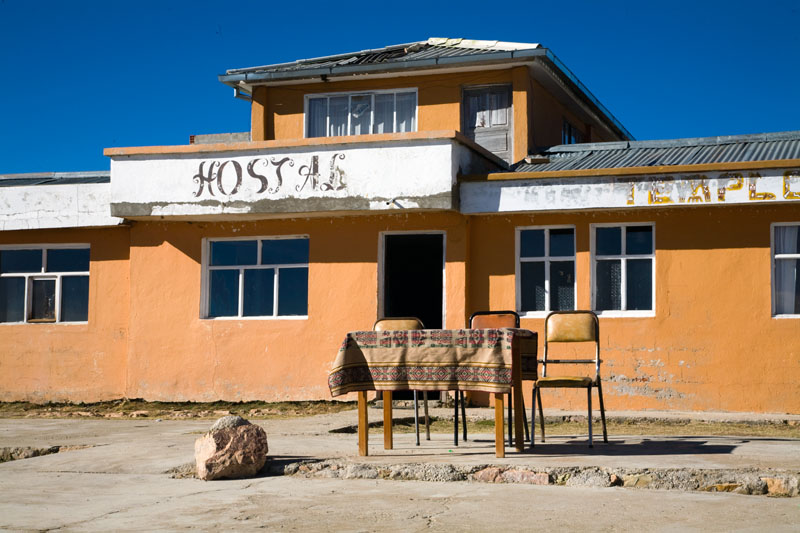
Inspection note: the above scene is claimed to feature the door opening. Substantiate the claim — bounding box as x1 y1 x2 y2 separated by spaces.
382 233 444 330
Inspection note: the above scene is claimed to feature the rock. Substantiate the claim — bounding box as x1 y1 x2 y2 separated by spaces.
761 476 799 497
500 469 550 485
473 467 502 483
623 474 652 488
195 424 268 481
210 415 250 432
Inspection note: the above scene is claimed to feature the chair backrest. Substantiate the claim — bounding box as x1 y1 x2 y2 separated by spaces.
469 310 519 329
373 317 424 331
543 311 600 379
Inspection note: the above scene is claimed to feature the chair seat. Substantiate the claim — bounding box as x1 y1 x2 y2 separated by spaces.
536 376 593 388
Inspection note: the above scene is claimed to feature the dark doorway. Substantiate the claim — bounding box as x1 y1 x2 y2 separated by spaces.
382 233 444 330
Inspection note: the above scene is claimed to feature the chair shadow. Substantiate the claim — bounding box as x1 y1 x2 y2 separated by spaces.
525 436 738 456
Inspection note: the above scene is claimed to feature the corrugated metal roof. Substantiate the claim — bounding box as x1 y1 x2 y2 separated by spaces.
0 171 109 188
512 131 800 172
225 38 539 75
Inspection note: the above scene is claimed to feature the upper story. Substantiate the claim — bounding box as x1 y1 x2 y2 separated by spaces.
220 38 632 164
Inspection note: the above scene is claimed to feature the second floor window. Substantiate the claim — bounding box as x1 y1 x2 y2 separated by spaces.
562 119 584 145
306 90 417 138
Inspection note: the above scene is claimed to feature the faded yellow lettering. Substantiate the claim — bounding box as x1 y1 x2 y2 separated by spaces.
627 184 635 205
783 170 800 200
648 179 674 205
748 173 776 201
717 172 743 202
686 175 710 203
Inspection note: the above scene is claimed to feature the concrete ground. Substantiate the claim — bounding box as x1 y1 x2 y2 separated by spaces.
1 407 799 532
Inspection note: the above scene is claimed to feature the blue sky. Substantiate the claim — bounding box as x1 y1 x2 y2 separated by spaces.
1 0 798 174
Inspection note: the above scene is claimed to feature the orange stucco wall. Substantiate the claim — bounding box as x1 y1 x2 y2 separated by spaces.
468 204 800 414
0 227 130 402
249 68 616 159
124 213 469 402
2 204 798 414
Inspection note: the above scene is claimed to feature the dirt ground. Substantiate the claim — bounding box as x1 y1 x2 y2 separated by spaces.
2 399 799 438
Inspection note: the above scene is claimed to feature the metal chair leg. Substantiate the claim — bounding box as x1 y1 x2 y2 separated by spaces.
453 392 459 446
530 385 536 448
521 395 529 442
536 387 545 442
460 391 467 441
507 392 513 447
587 386 593 448
423 391 430 441
597 382 608 443
413 391 420 446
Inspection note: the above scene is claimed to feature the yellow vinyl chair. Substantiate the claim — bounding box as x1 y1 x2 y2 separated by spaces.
532 311 607 447
373 317 430 445
467 311 531 446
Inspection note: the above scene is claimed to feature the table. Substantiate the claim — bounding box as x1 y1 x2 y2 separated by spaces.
328 328 537 458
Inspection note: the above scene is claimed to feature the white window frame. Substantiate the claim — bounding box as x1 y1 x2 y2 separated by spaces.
0 243 90 324
771 222 800 319
201 235 309 320
591 223 656 317
303 88 418 138
377 230 446 329
515 225 577 318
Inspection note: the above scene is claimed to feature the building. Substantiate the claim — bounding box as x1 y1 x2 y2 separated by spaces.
1 38 798 413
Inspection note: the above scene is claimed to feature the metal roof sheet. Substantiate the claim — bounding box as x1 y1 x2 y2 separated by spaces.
0 171 110 188
224 38 539 76
512 131 800 172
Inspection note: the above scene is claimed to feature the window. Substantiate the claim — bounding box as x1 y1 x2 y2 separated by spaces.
517 227 575 314
204 237 308 318
0 245 90 323
562 119 584 145
592 224 654 314
773 223 800 316
462 85 512 163
306 90 417 138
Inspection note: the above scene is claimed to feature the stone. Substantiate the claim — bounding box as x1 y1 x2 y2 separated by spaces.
500 469 549 485
195 424 268 481
473 467 502 483
210 415 250 432
761 477 799 497
609 474 623 486
623 474 652 488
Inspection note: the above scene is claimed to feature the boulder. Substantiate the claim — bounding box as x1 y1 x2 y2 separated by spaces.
195 419 268 481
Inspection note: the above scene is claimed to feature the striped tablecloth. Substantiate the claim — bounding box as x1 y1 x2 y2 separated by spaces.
328 328 537 397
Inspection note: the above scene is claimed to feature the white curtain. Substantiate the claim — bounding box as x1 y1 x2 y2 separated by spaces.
396 92 416 133
775 225 799 314
328 96 348 137
307 98 327 138
373 93 394 134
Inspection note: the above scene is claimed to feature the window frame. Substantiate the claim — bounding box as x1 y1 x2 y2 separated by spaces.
201 235 309 320
0 243 90 324
303 88 418 138
590 222 656 317
562 118 584 145
515 225 577 318
771 222 800 318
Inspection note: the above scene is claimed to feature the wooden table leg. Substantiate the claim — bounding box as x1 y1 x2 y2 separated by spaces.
494 392 505 458
383 391 393 450
358 391 368 456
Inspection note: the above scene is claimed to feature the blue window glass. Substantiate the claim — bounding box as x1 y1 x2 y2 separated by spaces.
61 276 89 322
262 239 309 265
47 248 89 272
0 277 24 322
0 249 42 273
278 267 308 316
626 226 653 255
243 269 275 317
550 261 575 311
520 230 545 258
626 259 653 310
596 260 621 310
30 279 56 321
520 262 545 312
210 241 257 266
208 270 239 317
596 227 621 256
549 228 574 257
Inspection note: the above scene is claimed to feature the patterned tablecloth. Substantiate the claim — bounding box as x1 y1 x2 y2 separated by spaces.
328 328 537 397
